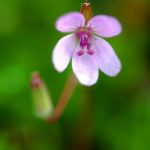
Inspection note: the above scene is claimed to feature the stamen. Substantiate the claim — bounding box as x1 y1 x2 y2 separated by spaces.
87 50 94 55
77 50 84 56
87 43 91 50
77 31 93 56
80 40 87 47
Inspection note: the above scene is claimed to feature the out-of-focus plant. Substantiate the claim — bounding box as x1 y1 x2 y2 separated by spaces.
31 72 53 119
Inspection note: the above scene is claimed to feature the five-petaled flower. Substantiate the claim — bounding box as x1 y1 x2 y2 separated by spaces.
52 1 122 86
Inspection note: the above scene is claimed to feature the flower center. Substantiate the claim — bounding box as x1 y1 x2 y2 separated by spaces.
76 30 94 56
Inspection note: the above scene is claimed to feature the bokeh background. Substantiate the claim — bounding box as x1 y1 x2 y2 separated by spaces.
0 0 150 149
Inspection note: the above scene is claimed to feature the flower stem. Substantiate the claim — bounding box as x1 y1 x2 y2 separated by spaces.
46 74 78 123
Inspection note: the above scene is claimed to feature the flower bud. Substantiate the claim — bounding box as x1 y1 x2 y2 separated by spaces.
30 72 53 119
80 1 93 24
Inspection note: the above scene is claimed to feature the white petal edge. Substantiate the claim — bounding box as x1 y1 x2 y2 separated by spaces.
52 34 77 72
87 15 122 37
72 46 99 86
56 12 85 33
92 37 121 76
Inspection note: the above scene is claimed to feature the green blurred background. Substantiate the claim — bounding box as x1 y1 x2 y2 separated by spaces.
0 0 150 149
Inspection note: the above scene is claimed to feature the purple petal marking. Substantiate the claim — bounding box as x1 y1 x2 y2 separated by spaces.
56 12 85 33
52 34 77 72
88 15 122 37
92 37 121 76
72 45 99 86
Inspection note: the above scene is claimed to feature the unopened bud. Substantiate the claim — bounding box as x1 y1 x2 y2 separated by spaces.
80 0 93 24
30 72 53 119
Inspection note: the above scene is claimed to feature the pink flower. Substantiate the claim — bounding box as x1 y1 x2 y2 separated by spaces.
52 3 122 86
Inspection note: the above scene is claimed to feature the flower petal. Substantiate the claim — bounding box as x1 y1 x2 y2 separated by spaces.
52 34 77 72
88 15 122 37
92 37 121 76
72 46 99 86
56 12 85 33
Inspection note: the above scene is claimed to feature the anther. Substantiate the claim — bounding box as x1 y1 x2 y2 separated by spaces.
77 50 84 56
87 50 94 55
